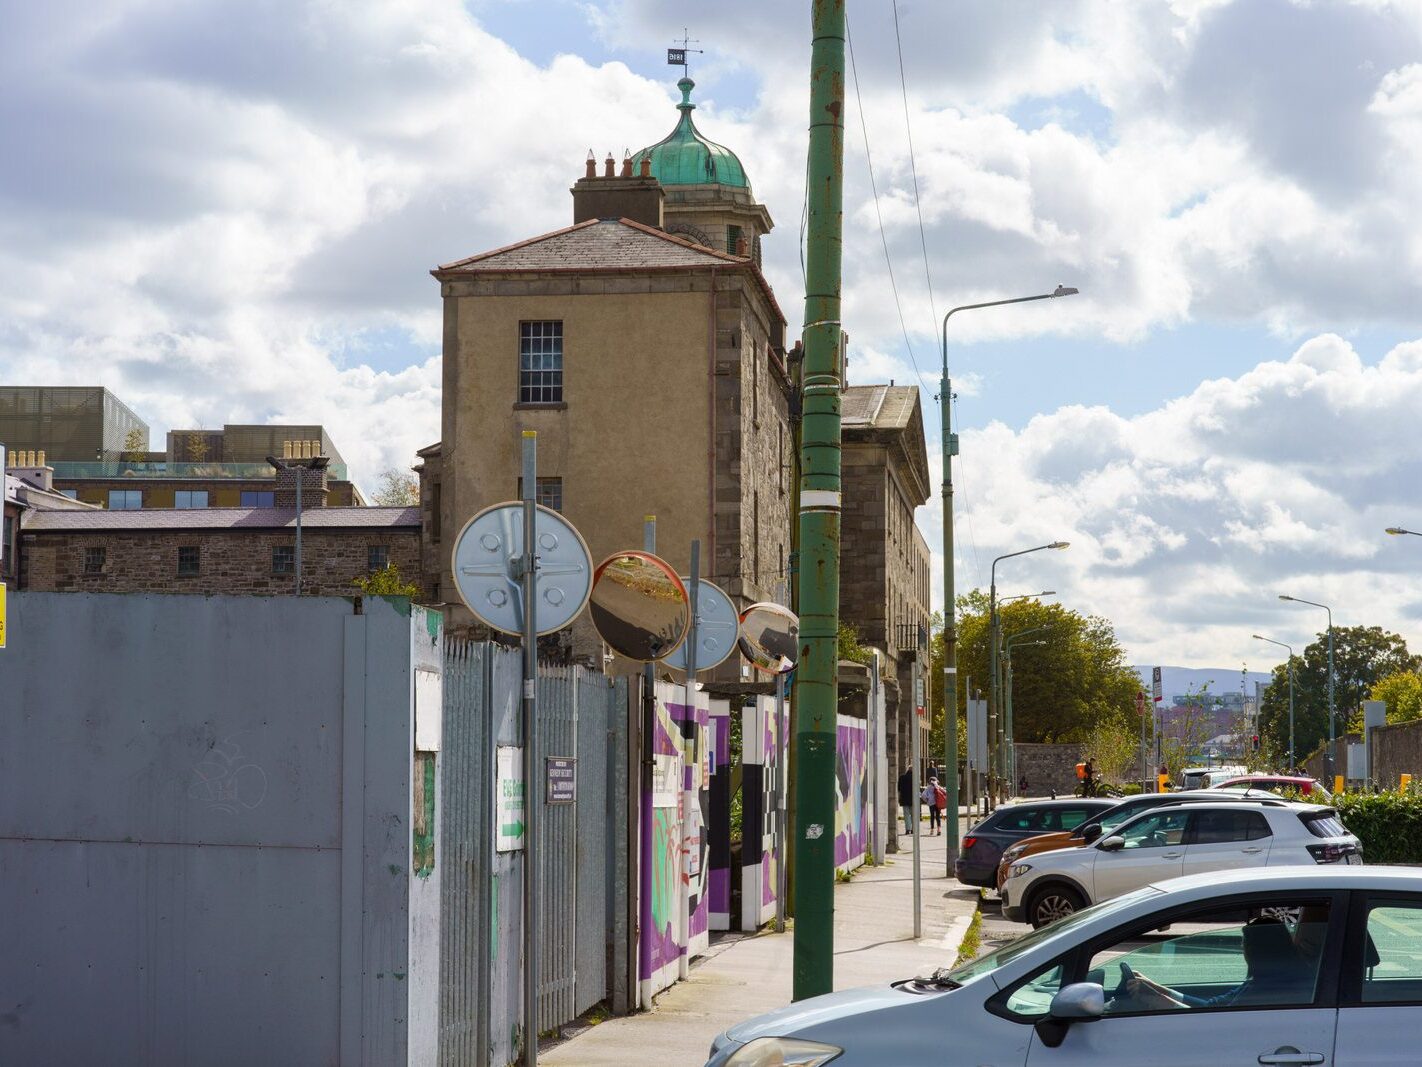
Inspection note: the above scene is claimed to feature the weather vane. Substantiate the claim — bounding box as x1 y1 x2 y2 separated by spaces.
667 28 703 77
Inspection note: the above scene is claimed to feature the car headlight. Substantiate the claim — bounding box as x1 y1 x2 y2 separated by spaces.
1010 863 1034 878
724 1037 844 1066
1003 844 1026 862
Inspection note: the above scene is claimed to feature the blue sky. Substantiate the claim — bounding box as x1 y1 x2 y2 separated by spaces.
2 0 1421 666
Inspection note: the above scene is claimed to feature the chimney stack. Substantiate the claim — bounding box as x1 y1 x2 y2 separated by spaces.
585 151 596 179
570 153 666 229
603 153 615 178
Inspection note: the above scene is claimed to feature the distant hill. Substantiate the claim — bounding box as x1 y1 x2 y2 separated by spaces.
1132 665 1273 703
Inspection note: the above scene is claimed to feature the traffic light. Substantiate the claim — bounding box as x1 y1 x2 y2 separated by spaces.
1252 734 1261 752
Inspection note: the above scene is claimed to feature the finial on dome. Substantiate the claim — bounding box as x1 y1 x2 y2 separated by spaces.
677 78 695 111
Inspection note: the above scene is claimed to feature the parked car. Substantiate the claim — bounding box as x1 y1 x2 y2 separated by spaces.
704 866 1420 1066
954 798 1117 888
1001 800 1361 928
1179 764 1248 789
1211 773 1332 798
995 788 1283 891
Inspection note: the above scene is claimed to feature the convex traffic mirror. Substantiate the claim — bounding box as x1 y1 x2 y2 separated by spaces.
738 602 800 675
589 551 690 662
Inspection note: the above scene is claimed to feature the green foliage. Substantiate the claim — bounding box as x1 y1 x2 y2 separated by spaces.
953 902 984 966
1119 783 1143 796
122 427 146 463
1084 719 1138 783
837 622 873 666
1369 670 1422 724
352 562 418 598
929 591 1142 744
1259 626 1419 757
372 468 420 506
1332 790 1422 864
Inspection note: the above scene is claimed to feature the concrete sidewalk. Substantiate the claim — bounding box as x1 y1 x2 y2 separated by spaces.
543 825 980 1065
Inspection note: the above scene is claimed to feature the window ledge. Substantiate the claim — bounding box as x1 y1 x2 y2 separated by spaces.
514 402 568 411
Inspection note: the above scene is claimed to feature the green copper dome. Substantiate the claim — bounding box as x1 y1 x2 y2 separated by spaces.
636 78 749 189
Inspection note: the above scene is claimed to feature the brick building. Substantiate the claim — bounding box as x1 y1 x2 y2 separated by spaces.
840 385 932 851
19 507 419 597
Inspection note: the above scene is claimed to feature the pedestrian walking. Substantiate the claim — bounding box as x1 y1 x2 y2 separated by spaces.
922 778 939 835
932 777 947 835
897 766 915 836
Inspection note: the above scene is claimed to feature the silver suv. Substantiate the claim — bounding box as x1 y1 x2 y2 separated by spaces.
1002 800 1361 927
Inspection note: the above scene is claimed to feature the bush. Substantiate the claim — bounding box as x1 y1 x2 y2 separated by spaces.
1332 790 1422 864
1118 783 1143 796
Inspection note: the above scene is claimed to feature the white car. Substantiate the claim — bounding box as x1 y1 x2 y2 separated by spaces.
705 866 1420 1066
1002 800 1360 928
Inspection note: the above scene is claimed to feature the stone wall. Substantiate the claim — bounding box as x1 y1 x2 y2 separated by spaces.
1373 720 1422 788
20 527 421 598
1013 742 1154 796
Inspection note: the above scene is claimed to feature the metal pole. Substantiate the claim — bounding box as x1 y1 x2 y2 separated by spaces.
911 692 921 939
638 516 655 1009
939 352 960 869
294 460 303 595
963 674 973 819
776 670 789 931
1005 648 1015 796
678 541 700 980
476 642 494 1066
519 431 540 1066
791 0 845 1004
1319 630 1334 777
1288 656 1296 771
988 575 998 810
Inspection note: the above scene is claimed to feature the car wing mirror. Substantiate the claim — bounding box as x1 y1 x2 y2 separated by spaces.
1097 835 1125 851
1081 824 1103 843
1035 983 1105 1049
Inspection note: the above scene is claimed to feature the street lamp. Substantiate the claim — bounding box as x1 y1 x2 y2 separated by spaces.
1000 590 1056 604
940 284 1077 866
990 542 1069 807
1386 527 1421 537
268 454 330 595
1279 594 1334 783
1253 634 1296 770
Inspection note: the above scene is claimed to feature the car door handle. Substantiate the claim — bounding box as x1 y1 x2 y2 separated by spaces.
1242 846 1265 854
1162 851 1183 859
1258 1049 1324 1065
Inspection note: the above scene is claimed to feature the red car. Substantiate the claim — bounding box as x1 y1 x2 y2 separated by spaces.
1210 773 1332 798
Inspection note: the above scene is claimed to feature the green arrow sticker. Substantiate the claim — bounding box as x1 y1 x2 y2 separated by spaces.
500 821 524 838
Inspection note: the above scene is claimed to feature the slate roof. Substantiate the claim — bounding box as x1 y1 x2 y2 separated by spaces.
436 217 745 273
23 506 420 532
842 385 919 431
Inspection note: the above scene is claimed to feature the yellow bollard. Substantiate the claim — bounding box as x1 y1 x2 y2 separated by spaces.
1157 773 1169 793
1334 774 1345 795
1401 773 1413 792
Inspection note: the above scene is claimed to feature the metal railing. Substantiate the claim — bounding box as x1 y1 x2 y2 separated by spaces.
895 623 928 655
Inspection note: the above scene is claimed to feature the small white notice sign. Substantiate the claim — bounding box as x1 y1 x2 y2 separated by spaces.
496 746 525 852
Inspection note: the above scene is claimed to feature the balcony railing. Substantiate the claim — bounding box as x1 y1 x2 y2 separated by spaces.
51 460 349 481
896 623 928 655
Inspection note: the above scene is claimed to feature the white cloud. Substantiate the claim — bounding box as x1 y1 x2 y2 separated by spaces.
926 335 1422 664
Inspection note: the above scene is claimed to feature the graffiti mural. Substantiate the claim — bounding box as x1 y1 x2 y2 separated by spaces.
740 695 783 930
707 700 733 931
834 715 868 873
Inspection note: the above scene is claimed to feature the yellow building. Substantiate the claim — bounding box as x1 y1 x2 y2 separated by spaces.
425 81 793 676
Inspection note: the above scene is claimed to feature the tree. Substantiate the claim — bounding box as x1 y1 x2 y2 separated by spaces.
1366 670 1422 725
1259 626 1419 755
928 592 1142 748
183 432 209 464
122 427 146 463
1084 719 1137 784
1158 683 1217 779
372 468 419 506
352 562 418 598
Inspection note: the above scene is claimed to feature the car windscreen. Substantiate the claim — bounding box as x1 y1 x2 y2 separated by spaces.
1300 812 1348 838
935 886 1163 987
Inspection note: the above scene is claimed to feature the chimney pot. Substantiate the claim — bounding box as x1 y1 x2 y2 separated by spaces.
26 450 36 466
585 152 596 179
639 155 651 177
37 450 45 467
604 154 615 178
621 155 633 178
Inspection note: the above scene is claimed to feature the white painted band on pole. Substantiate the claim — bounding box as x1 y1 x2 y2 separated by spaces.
944 667 957 674
800 490 841 510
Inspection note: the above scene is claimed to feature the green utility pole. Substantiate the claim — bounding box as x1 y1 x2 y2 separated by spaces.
792 0 845 1004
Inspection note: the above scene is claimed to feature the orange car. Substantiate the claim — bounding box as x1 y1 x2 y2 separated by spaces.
993 788 1279 889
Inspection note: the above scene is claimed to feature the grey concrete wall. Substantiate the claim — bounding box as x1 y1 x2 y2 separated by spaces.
0 591 431 1067
1371 720 1422 788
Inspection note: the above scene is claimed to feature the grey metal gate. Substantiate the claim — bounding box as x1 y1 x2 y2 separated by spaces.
438 642 626 1066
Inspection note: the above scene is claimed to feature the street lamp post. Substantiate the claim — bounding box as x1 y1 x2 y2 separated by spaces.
995 593 1054 794
940 285 1076 865
1279 595 1334 782
1386 527 1422 538
990 543 1069 807
1253 634 1296 769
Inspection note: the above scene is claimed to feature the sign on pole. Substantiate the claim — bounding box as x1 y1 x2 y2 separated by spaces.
545 756 576 804
496 746 525 852
1151 666 1162 704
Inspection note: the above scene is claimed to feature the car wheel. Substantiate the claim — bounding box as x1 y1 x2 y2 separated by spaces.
1029 885 1085 929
